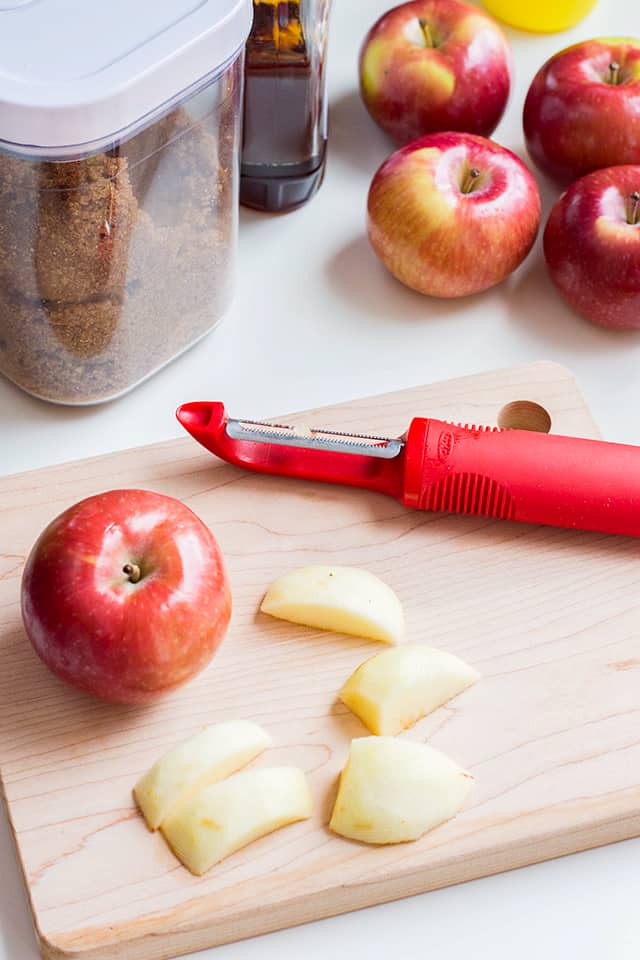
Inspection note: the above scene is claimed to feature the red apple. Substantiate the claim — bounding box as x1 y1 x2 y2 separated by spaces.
544 165 640 329
523 38 640 183
21 489 231 705
359 0 511 145
367 132 541 298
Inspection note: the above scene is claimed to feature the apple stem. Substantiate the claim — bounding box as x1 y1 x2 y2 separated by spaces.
608 61 621 85
461 168 481 195
123 563 142 584
627 191 640 225
418 17 435 48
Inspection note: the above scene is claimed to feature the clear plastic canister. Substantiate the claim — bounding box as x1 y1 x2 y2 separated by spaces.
0 0 250 404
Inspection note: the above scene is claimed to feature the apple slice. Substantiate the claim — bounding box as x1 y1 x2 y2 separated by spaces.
134 721 272 830
330 737 473 844
339 645 479 736
260 565 404 645
161 766 313 875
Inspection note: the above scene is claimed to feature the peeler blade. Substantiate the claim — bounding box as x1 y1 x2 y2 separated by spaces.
176 401 406 498
225 417 404 459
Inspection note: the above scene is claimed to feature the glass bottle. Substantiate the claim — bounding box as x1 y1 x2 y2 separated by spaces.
240 0 332 212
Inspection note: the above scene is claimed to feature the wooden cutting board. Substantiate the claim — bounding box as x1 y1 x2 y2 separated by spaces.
2 361 640 960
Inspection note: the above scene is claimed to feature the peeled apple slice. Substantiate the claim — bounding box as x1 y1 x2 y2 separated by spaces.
161 766 313 875
329 737 473 845
134 721 272 830
260 565 404 645
339 645 479 736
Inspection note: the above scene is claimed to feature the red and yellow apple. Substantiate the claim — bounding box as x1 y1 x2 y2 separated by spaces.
21 489 231 705
367 132 541 298
544 165 640 329
523 38 640 183
359 0 511 144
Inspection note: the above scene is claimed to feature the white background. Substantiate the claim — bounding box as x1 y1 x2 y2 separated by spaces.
2 0 640 957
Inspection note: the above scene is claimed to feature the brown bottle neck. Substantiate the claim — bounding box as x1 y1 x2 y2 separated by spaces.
246 1 308 67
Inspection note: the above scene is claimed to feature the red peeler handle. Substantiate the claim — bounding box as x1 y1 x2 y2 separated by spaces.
404 419 640 536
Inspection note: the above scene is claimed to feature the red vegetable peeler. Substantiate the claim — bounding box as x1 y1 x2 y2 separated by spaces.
176 401 640 537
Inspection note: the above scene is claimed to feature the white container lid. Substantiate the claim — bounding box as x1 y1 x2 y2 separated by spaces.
0 0 252 158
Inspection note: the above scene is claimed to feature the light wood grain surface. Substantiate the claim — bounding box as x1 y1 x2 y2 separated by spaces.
1 362 640 960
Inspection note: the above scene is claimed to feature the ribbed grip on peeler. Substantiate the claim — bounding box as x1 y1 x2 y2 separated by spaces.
420 472 516 520
454 423 503 434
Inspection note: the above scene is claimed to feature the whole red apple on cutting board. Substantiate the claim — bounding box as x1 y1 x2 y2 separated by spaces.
359 0 511 144
523 37 640 183
544 165 640 329
367 131 541 298
21 489 231 705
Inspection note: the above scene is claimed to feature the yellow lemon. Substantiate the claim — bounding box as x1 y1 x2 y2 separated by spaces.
482 0 598 33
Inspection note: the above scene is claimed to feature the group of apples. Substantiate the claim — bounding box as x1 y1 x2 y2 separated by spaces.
361 0 640 329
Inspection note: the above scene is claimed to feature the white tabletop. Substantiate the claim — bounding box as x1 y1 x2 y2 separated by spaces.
2 1 640 957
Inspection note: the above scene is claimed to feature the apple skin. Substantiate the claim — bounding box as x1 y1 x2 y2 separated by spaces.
359 0 511 145
367 132 541 298
523 38 640 183
21 489 231 705
544 165 640 329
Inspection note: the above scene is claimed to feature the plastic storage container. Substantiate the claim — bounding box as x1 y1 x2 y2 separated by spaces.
0 0 251 405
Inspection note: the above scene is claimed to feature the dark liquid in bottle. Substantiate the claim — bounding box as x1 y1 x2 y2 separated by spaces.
240 1 328 212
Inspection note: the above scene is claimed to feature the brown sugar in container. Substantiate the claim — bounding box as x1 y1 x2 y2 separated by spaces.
0 0 251 404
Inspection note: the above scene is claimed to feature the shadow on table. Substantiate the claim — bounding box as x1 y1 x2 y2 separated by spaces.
0 793 39 959
0 370 113 474
328 90 392 176
503 252 640 357
325 233 487 327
